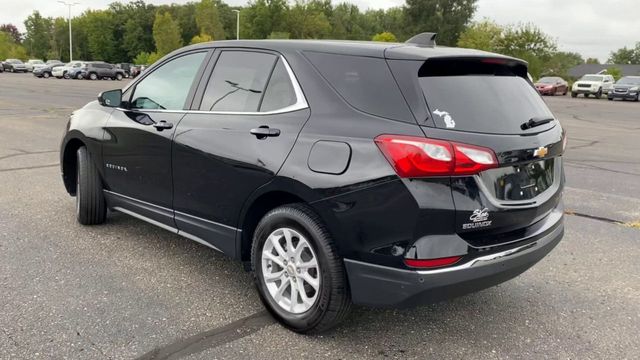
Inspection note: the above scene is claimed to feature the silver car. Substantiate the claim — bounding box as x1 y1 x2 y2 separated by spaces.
25 59 46 72
2 59 28 73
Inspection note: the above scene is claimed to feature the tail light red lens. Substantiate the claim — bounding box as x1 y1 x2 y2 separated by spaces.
375 135 498 177
404 256 462 269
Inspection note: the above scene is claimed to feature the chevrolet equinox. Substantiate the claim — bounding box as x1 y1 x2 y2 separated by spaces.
60 34 566 333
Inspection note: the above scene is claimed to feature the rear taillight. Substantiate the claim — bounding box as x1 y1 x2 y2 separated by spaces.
404 256 462 269
374 135 498 177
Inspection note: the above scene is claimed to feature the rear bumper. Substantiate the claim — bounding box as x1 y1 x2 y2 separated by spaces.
345 216 564 308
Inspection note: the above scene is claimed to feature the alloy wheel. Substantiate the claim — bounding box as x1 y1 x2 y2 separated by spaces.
261 227 321 314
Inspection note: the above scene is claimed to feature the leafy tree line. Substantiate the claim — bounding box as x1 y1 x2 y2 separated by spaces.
459 19 591 79
1 0 477 63
1 0 636 75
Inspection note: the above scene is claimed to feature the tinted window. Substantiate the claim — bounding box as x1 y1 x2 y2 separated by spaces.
131 52 207 110
304 52 414 122
420 75 554 134
260 59 296 112
200 51 277 112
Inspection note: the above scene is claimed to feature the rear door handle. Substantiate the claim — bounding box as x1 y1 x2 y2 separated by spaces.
153 120 174 131
250 126 280 139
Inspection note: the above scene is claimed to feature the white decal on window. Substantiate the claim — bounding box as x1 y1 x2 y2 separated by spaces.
433 109 456 128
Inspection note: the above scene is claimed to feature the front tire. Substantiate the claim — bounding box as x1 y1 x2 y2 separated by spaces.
571 92 577 98
76 147 106 225
595 88 602 99
251 204 351 333
89 72 98 80
115 73 123 81
43 72 50 78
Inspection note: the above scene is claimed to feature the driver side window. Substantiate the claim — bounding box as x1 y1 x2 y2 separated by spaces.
131 52 207 110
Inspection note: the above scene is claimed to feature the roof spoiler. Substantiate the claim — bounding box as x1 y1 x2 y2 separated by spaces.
405 32 437 47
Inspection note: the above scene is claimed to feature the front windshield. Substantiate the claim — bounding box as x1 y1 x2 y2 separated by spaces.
9 59 22 64
33 60 44 64
616 77 640 85
538 77 557 84
581 75 603 82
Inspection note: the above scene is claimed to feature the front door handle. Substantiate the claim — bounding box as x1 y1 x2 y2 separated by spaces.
153 120 174 131
250 126 280 139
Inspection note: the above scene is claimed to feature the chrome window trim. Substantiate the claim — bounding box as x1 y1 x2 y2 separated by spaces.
120 54 308 116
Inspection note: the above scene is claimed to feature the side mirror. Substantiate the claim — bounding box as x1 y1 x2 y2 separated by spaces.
98 89 122 108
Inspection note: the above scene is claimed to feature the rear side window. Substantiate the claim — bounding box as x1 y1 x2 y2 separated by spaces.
417 58 554 134
304 52 414 122
260 59 296 112
200 51 277 112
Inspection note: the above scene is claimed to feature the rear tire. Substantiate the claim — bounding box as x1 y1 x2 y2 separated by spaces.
251 204 351 334
115 73 123 81
89 72 98 80
43 72 50 78
595 88 602 99
76 147 106 225
571 92 577 98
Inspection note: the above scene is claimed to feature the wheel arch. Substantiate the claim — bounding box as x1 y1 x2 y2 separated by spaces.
61 137 87 195
236 178 329 263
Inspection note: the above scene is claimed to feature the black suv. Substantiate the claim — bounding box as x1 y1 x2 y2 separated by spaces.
60 36 566 333
79 62 125 80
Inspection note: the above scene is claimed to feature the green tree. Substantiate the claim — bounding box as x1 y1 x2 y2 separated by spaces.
1 24 22 43
606 66 622 80
372 31 397 42
288 0 331 39
84 10 118 61
586 58 600 64
196 0 225 41
457 20 502 51
608 43 640 64
24 11 52 59
153 11 183 56
543 51 584 77
404 0 477 46
190 33 213 44
0 32 28 59
133 51 150 64
268 31 290 39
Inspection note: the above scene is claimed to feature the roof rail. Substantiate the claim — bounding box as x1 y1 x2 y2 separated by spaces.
405 32 437 47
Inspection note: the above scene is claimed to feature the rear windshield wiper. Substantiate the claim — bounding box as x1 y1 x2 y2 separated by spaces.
521 116 554 130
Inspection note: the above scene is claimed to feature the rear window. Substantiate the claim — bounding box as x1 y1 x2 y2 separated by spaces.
418 58 554 134
304 52 414 123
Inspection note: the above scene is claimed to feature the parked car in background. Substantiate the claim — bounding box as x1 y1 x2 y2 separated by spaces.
33 63 65 78
25 59 46 72
60 37 566 333
571 74 614 98
68 63 89 79
79 62 125 80
608 76 640 101
46 60 63 66
0 62 3 72
116 63 134 77
3 59 28 73
534 77 568 96
52 61 85 79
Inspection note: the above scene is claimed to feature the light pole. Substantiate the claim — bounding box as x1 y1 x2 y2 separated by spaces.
58 1 79 61
232 10 240 40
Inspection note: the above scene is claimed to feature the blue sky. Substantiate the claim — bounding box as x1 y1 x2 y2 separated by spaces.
1 0 637 62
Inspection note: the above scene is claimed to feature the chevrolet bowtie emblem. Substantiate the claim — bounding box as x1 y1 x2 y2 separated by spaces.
533 146 548 158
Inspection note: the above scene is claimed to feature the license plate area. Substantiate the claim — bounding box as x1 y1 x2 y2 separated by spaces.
478 158 555 201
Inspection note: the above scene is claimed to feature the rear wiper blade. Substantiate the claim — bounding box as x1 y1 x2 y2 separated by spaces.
521 116 554 130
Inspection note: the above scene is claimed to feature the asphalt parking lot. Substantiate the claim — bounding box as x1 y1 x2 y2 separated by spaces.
1 73 639 359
